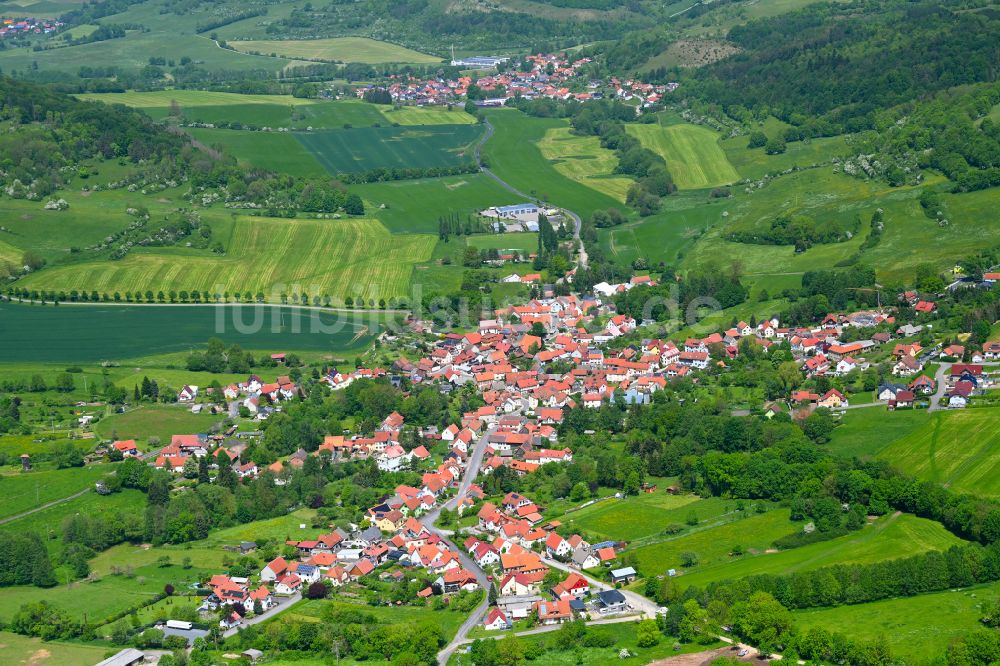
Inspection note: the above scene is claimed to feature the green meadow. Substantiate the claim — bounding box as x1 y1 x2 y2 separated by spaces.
676 513 965 589
355 173 521 234
795 582 1000 664
826 408 929 459
537 126 634 202
0 631 111 666
482 109 624 220
0 465 114 521
229 36 442 64
627 122 740 190
876 407 1000 498
93 405 226 448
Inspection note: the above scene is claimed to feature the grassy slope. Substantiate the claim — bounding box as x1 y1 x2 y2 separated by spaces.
188 128 327 177
626 122 739 190
17 216 435 302
556 492 704 541
826 408 930 459
676 513 965 589
877 407 1000 498
794 582 1000 663
537 126 634 202
228 36 441 64
0 465 114 520
482 109 624 220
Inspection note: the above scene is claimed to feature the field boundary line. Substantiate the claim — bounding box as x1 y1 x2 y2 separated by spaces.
0 487 92 526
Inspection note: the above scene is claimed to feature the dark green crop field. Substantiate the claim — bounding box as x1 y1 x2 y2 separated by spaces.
0 303 391 361
295 124 484 174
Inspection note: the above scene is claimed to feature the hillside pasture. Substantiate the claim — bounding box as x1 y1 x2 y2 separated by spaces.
296 124 484 174
676 513 965 589
877 408 1000 498
537 126 634 202
229 37 441 64
0 303 387 362
826 407 929 459
626 122 739 190
0 465 113 521
355 173 521 234
629 507 794 577
16 216 435 304
722 133 851 181
794 582 1000 664
556 493 706 541
482 109 624 220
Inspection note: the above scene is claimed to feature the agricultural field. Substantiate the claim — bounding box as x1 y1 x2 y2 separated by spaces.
93 405 226 448
537 127 634 202
794 582 1000 664
0 465 114 521
626 122 740 190
76 90 319 109
229 37 441 64
482 109 625 220
290 598 467 640
676 513 964 590
379 105 477 126
295 124 485 174
16 216 435 305
186 128 327 177
355 173 521 234
0 631 111 666
0 302 389 362
466 233 539 253
876 408 1000 498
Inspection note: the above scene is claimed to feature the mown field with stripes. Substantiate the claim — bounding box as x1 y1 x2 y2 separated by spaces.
16 217 435 303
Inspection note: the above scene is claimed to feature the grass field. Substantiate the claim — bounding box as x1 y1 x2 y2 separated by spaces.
0 465 113 521
722 132 851 181
626 122 740 190
482 109 625 220
826 408 929 459
76 90 319 109
629 507 794 577
355 173 521 234
187 128 327 177
556 493 703 541
537 127 634 202
379 105 477 126
17 215 435 303
795 582 1000 663
0 631 111 666
0 302 388 362
93 405 225 447
466 233 539 253
676 513 965 589
229 37 441 64
599 189 734 266
295 124 484 174
877 408 1000 498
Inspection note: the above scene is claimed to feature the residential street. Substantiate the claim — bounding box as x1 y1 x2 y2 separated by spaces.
222 592 302 638
426 427 494 665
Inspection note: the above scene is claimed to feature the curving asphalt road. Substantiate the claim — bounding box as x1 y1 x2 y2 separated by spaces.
474 118 587 271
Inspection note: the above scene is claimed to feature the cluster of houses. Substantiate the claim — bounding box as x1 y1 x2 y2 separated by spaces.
354 53 675 109
464 490 631 630
0 17 63 38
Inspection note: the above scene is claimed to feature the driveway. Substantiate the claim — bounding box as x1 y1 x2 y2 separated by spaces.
222 592 302 638
541 557 659 618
